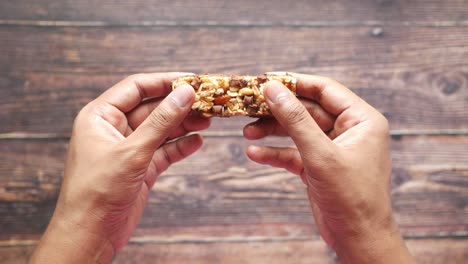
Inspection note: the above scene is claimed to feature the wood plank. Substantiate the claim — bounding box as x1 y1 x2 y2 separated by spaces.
0 26 467 134
1 238 467 264
0 245 33 264
2 27 467 74
0 136 466 240
405 238 468 264
0 0 466 24
2 71 468 134
115 238 468 264
114 239 335 264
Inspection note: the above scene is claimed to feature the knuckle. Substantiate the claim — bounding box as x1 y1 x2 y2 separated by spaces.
272 148 282 161
131 74 148 98
161 147 174 165
380 114 390 130
164 140 187 165
126 73 145 82
77 100 94 116
380 115 390 132
285 102 309 127
174 140 186 159
374 112 390 136
148 105 174 130
306 102 320 122
320 75 342 88
319 75 334 85
73 101 96 127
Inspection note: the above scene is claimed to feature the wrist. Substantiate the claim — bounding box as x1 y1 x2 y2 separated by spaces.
334 217 414 264
30 211 114 264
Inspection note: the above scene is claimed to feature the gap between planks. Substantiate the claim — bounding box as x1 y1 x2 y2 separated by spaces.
2 233 468 248
1 129 468 140
0 20 468 28
0 237 311 248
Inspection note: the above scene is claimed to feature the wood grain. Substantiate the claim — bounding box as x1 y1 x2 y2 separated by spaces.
1 136 467 239
0 26 467 134
2 27 467 74
0 0 466 24
114 239 335 264
113 238 468 264
1 238 467 264
115 238 468 264
1 1 467 262
0 245 33 264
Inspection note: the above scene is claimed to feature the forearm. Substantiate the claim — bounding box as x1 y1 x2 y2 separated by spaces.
29 214 114 264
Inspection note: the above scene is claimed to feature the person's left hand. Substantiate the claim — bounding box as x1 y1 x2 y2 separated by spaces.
30 73 210 263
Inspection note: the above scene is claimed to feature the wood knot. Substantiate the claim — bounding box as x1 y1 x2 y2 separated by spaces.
390 168 411 190
228 143 247 164
433 72 465 96
371 27 384 37
308 55 318 65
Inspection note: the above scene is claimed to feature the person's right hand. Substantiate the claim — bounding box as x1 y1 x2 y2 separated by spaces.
243 73 414 263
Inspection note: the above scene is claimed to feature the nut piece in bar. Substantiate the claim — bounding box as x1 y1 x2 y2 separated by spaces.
172 74 297 117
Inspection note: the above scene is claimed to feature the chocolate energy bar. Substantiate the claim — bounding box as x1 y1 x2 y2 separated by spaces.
172 74 297 117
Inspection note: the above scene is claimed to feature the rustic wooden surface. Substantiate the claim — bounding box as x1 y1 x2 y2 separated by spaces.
3 239 468 264
0 0 467 24
0 1 467 263
1 27 468 134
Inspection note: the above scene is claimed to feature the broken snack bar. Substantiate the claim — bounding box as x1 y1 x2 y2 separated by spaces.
172 74 297 117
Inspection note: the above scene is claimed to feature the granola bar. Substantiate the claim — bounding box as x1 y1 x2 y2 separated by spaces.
172 74 297 117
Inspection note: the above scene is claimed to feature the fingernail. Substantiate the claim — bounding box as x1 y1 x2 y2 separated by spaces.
265 71 287 75
248 145 260 152
170 84 194 107
177 72 195 76
246 122 257 128
264 81 290 104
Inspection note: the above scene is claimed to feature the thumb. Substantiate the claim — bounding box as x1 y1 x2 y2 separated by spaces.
126 84 195 154
263 81 334 171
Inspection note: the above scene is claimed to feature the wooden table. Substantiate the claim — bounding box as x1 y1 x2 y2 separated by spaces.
0 1 467 263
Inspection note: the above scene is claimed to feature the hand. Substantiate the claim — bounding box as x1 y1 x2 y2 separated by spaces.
243 73 414 263
30 73 210 263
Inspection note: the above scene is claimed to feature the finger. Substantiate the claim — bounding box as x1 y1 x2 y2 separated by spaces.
145 134 203 188
263 80 336 172
126 98 211 139
243 98 335 140
126 98 164 129
243 118 287 140
166 113 211 140
246 145 307 185
292 73 387 140
125 84 195 155
97 72 193 113
268 72 385 140
267 72 362 116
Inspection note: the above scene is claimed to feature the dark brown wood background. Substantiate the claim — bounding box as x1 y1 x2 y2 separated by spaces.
0 1 467 263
